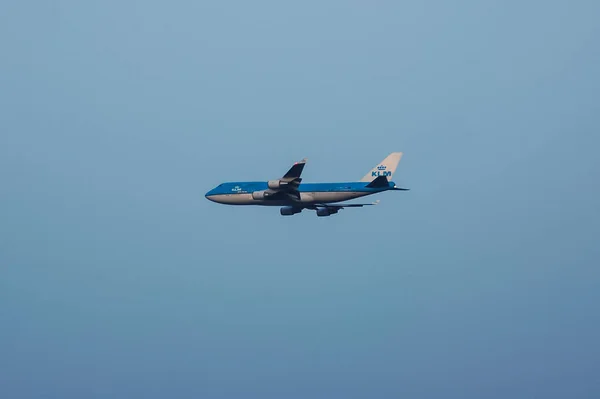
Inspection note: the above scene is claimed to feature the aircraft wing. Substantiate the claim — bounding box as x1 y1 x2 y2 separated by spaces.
282 158 307 182
310 200 380 210
262 158 307 201
304 200 380 216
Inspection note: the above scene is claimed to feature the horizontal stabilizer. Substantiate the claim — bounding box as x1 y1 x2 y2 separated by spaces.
366 175 390 188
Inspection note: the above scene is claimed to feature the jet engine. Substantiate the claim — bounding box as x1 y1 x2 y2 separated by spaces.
280 207 302 216
268 180 288 190
316 207 339 217
252 191 269 200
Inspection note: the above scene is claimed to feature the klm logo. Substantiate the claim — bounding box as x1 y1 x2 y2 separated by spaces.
232 186 242 192
372 165 391 177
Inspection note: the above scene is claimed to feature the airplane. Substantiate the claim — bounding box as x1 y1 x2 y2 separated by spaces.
205 152 408 217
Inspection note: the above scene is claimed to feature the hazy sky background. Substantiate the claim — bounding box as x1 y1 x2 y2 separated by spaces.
1 1 599 398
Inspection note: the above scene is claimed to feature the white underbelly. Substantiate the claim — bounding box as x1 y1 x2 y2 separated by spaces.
208 192 370 206
308 192 367 203
209 193 254 205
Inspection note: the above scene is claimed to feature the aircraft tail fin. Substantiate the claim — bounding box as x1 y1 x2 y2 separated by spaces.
360 152 403 182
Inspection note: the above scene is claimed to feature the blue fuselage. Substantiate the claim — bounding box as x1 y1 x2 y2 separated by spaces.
205 181 397 206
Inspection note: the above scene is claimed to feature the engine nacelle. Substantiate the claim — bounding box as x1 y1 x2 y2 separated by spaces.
268 180 288 190
317 208 331 217
252 191 268 200
316 208 338 217
280 207 302 216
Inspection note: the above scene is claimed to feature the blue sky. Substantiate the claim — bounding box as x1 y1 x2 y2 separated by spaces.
1 1 599 398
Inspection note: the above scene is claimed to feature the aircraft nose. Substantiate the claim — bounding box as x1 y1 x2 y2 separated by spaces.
205 188 218 202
